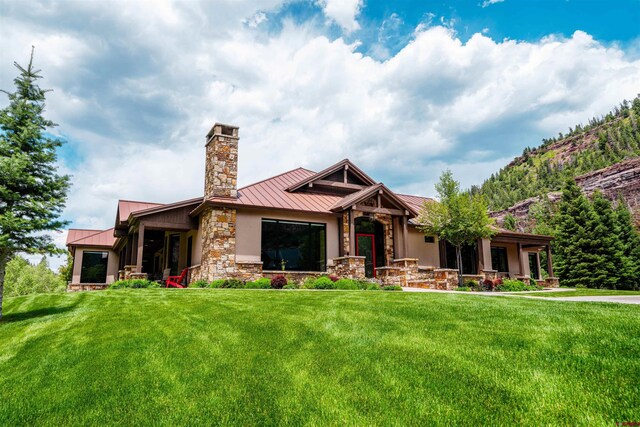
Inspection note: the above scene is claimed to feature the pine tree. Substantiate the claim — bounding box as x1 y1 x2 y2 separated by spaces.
554 179 600 287
614 201 640 290
590 191 626 289
0 48 70 319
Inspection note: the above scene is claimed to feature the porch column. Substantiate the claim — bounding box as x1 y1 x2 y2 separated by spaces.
349 208 355 256
546 244 554 277
536 252 542 280
125 236 132 265
517 242 524 276
136 223 145 273
402 215 408 258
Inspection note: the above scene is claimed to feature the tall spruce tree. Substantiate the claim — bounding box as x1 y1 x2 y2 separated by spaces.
0 48 70 320
614 200 640 290
554 179 600 287
590 191 626 289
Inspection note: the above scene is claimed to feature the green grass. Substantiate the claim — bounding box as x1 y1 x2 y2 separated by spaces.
530 288 640 297
1 290 639 426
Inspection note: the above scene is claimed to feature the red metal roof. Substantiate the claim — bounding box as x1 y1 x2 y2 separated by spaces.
117 200 163 224
67 228 117 248
208 168 345 214
396 193 432 213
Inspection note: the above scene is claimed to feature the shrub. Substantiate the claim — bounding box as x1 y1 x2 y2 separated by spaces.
464 279 478 288
209 279 226 289
457 286 471 292
311 276 336 289
270 275 288 289
245 278 272 289
188 280 209 288
223 279 244 289
283 283 299 290
495 279 529 292
382 285 403 291
481 279 497 291
364 282 382 291
334 278 359 290
109 279 159 289
328 275 339 282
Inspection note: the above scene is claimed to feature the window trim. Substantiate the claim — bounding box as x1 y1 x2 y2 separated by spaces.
80 250 109 283
491 246 509 273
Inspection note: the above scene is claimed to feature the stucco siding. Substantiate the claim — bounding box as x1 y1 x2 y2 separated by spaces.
406 227 440 267
235 209 340 264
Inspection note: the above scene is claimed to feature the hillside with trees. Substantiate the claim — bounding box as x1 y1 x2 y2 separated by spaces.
472 96 640 213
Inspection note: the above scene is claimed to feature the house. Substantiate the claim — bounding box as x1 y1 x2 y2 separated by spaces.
66 123 558 291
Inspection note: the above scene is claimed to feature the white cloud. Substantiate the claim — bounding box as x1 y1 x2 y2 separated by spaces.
482 0 505 8
1 1 639 261
317 0 362 33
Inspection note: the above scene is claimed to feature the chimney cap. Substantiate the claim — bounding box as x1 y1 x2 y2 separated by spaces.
206 123 239 140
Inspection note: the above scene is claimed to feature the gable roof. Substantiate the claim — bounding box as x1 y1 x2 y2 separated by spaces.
201 168 344 214
116 200 163 226
329 183 420 216
66 228 117 248
286 159 377 192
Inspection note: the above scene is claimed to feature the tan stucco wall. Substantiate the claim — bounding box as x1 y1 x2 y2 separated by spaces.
235 209 340 264
489 242 523 276
405 227 441 267
71 247 119 284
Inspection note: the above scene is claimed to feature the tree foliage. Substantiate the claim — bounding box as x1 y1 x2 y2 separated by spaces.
417 170 495 286
555 179 639 289
0 48 70 319
4 255 66 296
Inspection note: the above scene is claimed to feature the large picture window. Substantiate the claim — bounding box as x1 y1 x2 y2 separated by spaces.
80 251 109 283
261 219 326 271
491 247 509 272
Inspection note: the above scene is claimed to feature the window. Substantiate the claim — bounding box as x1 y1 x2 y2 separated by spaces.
529 252 540 279
424 236 435 243
80 251 108 283
261 219 326 271
444 242 477 274
491 247 509 272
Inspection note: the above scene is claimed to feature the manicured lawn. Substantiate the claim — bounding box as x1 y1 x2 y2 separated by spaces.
530 288 640 297
1 289 639 426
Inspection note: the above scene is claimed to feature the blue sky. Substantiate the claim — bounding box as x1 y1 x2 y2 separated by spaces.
0 0 639 265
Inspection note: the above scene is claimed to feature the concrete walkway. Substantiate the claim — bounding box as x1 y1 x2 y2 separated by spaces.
401 287 640 305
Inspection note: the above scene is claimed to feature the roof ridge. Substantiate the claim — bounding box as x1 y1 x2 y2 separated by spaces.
238 167 314 191
118 199 164 204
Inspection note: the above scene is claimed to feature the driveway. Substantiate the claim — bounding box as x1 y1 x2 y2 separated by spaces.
401 287 640 305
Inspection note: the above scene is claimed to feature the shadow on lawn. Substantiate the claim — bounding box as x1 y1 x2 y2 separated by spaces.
1 303 79 323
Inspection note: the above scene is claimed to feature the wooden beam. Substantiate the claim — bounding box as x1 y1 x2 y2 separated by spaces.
136 224 145 273
314 179 364 190
517 242 524 276
139 220 192 231
402 216 408 258
354 204 404 216
546 244 554 277
536 252 542 280
349 210 355 256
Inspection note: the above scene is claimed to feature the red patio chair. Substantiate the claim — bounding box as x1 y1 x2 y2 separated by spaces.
166 268 189 288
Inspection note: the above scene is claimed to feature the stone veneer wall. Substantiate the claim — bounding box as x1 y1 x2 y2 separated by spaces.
327 256 366 279
205 126 238 199
196 207 237 281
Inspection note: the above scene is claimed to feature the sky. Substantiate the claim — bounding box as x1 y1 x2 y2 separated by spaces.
1 0 639 268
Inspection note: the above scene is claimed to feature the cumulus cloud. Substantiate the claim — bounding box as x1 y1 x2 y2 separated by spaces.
1 1 640 271
481 0 505 8
317 0 362 33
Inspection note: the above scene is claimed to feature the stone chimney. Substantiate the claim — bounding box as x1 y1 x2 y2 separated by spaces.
205 123 239 199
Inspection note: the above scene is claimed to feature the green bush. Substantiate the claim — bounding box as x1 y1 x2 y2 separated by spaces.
224 279 245 289
283 283 299 290
495 279 542 292
245 278 272 289
311 276 336 289
382 285 403 291
209 279 226 288
109 279 159 289
457 286 471 292
364 282 382 290
464 279 478 288
334 278 359 290
188 280 209 288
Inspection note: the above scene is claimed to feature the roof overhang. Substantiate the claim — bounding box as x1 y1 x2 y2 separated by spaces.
329 183 419 217
286 159 377 192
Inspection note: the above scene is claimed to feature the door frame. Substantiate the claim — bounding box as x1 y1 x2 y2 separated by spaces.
355 233 377 278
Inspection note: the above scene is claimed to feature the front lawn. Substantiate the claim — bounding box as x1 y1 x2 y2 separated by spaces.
529 288 640 297
1 290 639 425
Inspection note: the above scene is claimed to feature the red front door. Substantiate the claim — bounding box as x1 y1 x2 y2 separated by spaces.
356 233 376 277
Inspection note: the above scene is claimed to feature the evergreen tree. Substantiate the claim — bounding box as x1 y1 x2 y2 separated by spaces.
0 48 70 319
554 179 600 287
503 213 517 231
590 191 625 289
614 201 640 290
